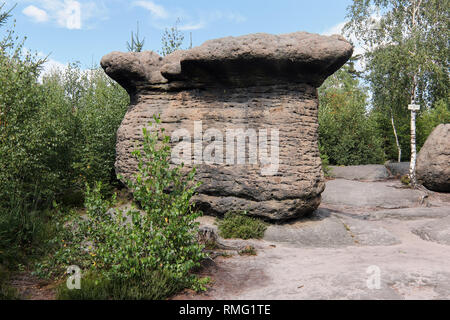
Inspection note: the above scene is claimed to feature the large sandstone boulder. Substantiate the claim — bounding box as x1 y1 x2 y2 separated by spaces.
417 124 450 193
101 32 353 221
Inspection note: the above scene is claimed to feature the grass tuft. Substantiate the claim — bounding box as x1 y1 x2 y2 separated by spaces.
217 212 267 240
56 270 184 300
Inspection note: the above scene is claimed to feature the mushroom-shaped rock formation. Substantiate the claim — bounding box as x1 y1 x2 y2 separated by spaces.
101 32 353 221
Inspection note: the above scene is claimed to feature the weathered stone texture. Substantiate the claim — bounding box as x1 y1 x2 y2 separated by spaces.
102 32 353 221
417 124 450 193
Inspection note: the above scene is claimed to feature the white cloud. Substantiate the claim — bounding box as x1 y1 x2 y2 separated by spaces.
41 57 67 75
20 0 107 30
22 5 49 22
132 1 245 32
133 1 168 19
56 0 81 29
322 21 346 37
208 10 246 24
178 22 205 31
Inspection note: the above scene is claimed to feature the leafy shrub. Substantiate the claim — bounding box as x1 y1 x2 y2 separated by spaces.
318 65 385 166
0 265 19 300
217 212 267 240
42 65 129 197
0 196 49 266
56 269 183 300
0 4 128 265
401 175 411 186
319 144 332 177
41 117 206 299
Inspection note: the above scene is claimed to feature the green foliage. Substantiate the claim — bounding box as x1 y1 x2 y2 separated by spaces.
319 144 332 177
239 245 257 256
0 3 14 28
401 175 411 186
345 0 449 162
127 22 145 52
217 212 268 240
0 196 49 266
56 270 183 300
0 4 128 269
318 63 385 165
40 118 205 299
42 64 129 195
0 265 19 300
160 19 185 56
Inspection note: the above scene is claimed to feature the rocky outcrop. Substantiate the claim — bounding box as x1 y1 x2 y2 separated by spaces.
385 162 410 177
329 165 390 181
417 124 450 193
101 32 353 221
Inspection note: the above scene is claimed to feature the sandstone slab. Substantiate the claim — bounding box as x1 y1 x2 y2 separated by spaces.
412 216 450 245
369 207 450 221
263 209 399 247
322 179 425 209
385 162 410 177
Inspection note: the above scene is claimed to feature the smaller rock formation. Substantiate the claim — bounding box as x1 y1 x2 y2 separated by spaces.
417 124 450 192
329 165 390 181
385 162 410 177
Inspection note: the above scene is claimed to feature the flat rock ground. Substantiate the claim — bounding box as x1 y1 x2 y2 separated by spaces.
10 179 449 300
174 179 450 300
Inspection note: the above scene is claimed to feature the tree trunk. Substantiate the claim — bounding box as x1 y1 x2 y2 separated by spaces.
390 111 401 163
409 0 420 187
409 109 417 186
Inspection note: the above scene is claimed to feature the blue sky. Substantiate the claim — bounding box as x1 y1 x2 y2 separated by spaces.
2 0 354 72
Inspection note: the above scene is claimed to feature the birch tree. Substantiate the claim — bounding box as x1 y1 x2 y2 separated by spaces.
344 0 449 186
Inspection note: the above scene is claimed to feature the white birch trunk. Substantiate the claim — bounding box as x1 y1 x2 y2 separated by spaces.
391 112 402 163
409 108 417 186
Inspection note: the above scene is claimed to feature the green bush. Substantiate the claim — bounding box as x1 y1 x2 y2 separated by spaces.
43 118 206 299
0 4 128 265
318 65 385 166
42 65 129 197
56 270 182 300
0 265 19 300
217 212 267 240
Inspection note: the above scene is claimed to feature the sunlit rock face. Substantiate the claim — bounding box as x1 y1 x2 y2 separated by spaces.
417 124 450 193
101 32 353 221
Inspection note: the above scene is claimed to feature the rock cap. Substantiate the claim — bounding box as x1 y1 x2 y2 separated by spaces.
101 31 353 94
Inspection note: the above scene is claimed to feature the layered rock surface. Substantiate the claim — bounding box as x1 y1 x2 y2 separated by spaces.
101 32 353 221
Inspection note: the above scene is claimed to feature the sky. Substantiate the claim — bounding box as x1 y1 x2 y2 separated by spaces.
2 0 356 73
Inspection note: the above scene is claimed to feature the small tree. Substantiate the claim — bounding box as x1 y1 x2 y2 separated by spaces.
344 0 449 186
127 21 145 52
160 18 185 56
49 116 205 296
0 3 14 27
318 62 385 166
